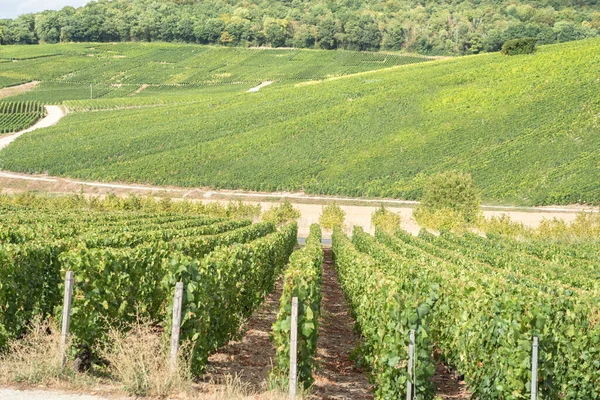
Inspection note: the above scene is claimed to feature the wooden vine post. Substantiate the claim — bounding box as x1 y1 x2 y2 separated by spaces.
60 270 74 369
170 282 184 374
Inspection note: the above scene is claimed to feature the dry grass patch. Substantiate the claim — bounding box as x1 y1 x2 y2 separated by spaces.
0 318 76 386
99 322 192 398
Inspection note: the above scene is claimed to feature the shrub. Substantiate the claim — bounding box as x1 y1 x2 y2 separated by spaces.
414 171 481 229
501 38 537 55
318 202 345 229
371 205 401 233
413 207 469 231
479 214 530 237
262 200 301 226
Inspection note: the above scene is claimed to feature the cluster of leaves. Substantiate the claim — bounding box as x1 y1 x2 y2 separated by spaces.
371 205 401 233
4 40 600 205
261 200 301 227
271 224 323 388
332 227 436 399
0 191 261 220
501 38 538 55
319 202 345 230
374 228 600 398
0 241 68 349
1 0 599 55
162 223 298 374
0 101 45 134
413 171 481 229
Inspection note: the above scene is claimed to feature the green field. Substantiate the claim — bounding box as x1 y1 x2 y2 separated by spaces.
0 39 599 205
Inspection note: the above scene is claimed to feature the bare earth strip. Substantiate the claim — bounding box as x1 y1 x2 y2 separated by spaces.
198 276 285 394
0 81 40 99
311 249 374 399
433 363 471 399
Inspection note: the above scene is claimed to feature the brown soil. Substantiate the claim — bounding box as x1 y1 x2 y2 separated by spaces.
311 249 374 399
0 81 40 99
133 84 149 95
198 277 284 393
433 363 471 399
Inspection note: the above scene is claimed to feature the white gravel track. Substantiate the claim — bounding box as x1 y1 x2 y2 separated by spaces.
0 106 65 150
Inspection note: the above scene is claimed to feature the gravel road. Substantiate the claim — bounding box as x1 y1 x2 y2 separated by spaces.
0 106 65 150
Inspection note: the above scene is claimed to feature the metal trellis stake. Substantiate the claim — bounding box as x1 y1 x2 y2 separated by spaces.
407 329 415 400
289 296 298 399
531 336 539 400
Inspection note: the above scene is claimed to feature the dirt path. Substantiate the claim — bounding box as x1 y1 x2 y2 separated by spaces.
0 106 66 150
0 81 40 99
248 81 274 93
198 277 284 393
433 363 471 399
311 249 373 399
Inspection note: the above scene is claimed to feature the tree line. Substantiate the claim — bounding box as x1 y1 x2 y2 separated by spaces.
1 0 599 55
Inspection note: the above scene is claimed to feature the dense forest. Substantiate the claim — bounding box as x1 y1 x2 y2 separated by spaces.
1 0 599 55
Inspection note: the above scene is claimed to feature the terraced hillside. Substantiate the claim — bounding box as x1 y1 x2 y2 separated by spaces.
0 39 599 205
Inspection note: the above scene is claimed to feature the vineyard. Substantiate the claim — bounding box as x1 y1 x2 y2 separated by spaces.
0 42 431 105
0 198 297 377
0 191 598 399
0 102 45 134
333 226 599 399
0 39 599 205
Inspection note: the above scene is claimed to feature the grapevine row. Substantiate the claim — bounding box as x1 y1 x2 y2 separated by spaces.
271 224 323 388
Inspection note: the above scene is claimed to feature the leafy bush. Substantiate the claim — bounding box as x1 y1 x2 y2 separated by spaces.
478 214 530 237
371 205 401 233
262 201 301 226
413 207 470 231
271 224 323 388
319 202 345 229
501 37 537 55
0 241 67 347
414 171 481 229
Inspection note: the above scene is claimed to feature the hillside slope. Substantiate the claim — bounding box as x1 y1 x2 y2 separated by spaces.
1 39 599 205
